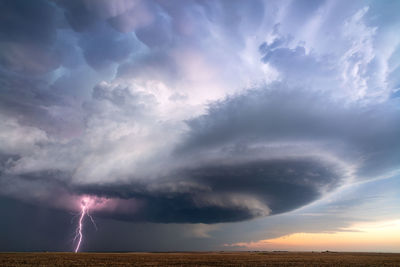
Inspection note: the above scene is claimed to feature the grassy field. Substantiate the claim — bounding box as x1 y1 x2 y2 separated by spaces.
1 252 400 266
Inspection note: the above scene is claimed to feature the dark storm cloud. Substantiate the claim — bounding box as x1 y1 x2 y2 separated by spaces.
0 0 56 44
1 157 341 224
0 72 58 129
57 0 140 71
0 196 75 251
178 85 400 179
57 0 98 32
0 195 223 252
0 70 86 137
0 0 141 76
0 0 61 74
0 0 87 138
0 0 400 253
77 23 138 70
1 82 398 224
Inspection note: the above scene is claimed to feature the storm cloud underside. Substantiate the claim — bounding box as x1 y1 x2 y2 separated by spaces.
0 0 400 251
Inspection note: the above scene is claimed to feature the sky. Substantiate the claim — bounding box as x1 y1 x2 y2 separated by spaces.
0 0 399 252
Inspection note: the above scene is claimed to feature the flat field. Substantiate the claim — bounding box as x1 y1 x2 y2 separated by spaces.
1 252 400 266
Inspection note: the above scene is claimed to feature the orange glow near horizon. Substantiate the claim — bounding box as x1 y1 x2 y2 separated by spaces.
226 219 400 252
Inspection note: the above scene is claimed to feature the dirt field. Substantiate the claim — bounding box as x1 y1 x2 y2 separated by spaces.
1 252 400 266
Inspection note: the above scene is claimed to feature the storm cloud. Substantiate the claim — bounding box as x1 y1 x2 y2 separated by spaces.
0 0 399 251
1 82 398 223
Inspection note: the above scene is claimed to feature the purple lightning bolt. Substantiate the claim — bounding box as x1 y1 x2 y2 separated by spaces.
73 197 97 252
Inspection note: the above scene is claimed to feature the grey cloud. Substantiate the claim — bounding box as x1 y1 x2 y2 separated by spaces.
0 42 61 75
60 0 172 48
82 0 137 20
178 84 400 179
58 0 98 33
0 195 224 252
0 71 85 138
58 0 140 71
263 3 397 102
261 44 323 75
259 37 336 91
134 16 172 48
0 0 399 252
117 51 178 84
0 0 62 74
0 0 57 45
1 81 398 224
0 196 75 252
91 81 158 114
107 1 158 33
1 156 342 224
218 174 400 247
0 72 59 129
77 23 138 70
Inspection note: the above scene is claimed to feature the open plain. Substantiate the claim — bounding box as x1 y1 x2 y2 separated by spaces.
1 252 400 267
